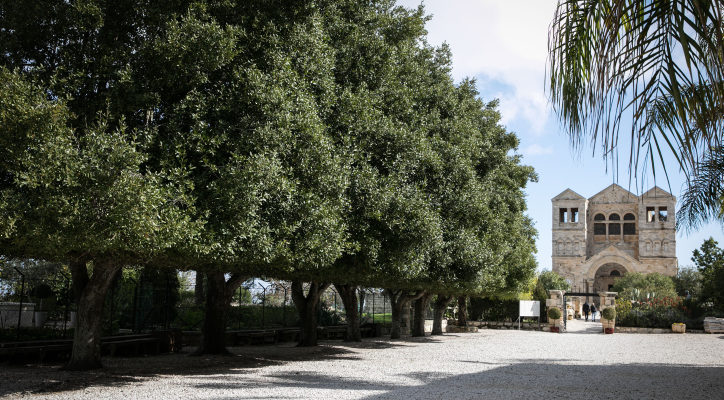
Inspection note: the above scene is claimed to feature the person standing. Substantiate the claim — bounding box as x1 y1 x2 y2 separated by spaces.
590 303 597 322
582 302 590 322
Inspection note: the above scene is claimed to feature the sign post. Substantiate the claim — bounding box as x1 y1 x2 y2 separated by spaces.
517 300 540 330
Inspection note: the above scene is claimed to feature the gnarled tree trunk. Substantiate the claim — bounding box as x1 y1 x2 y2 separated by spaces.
412 293 431 337
292 280 330 346
431 295 452 335
457 296 468 327
334 283 361 342
401 302 411 336
66 259 121 371
195 271 246 355
386 289 426 339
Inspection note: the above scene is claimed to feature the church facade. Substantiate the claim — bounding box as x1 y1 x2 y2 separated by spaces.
551 184 677 296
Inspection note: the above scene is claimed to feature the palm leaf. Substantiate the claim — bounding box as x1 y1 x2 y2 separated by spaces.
548 0 724 229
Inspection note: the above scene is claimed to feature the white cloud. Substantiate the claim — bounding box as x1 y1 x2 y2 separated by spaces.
398 0 558 134
521 144 553 157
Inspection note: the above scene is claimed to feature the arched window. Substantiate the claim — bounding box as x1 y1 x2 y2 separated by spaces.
624 213 635 220
609 213 620 220
608 223 621 235
594 223 606 235
594 213 605 221
610 270 621 276
624 223 636 235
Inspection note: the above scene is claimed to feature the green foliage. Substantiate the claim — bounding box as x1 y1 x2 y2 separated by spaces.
673 266 703 299
601 307 616 321
531 271 569 322
536 270 571 292
0 0 538 309
0 67 199 265
614 296 687 329
611 273 677 301
547 307 561 321
692 238 724 310
0 327 72 342
469 297 519 322
174 305 298 331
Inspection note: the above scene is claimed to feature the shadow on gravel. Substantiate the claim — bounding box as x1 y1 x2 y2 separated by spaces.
0 337 425 397
187 360 724 399
357 361 724 399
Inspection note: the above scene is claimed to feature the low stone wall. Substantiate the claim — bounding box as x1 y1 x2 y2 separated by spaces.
467 321 544 331
615 326 704 334
446 325 479 333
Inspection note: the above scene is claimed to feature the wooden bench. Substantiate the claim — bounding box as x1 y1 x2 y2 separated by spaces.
0 333 170 362
275 328 300 343
319 325 348 340
0 338 72 349
104 337 160 357
0 343 72 362
230 330 277 346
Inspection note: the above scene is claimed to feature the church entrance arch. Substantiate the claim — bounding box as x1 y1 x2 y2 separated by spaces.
592 263 627 301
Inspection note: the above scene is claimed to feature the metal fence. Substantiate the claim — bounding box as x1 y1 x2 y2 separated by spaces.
0 269 406 341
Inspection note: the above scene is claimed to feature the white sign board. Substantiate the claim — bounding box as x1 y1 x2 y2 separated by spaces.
519 300 540 317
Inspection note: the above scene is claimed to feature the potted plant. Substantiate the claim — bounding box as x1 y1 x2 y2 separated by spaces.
672 322 686 333
547 307 562 333
30 284 54 328
601 307 616 334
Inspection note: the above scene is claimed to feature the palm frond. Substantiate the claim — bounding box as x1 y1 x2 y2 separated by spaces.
677 145 724 230
548 0 724 200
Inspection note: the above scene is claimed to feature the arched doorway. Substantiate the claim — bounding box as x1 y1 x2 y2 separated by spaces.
593 263 627 296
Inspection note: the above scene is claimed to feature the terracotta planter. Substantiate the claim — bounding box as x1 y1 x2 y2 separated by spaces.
604 327 614 334
601 318 615 333
550 326 559 333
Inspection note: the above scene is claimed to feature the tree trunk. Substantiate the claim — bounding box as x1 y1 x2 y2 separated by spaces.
194 270 205 306
432 295 452 335
457 296 468 327
334 283 361 342
389 293 404 339
292 280 330 346
386 289 426 339
412 293 431 337
197 271 229 354
400 302 411 336
66 260 121 371
195 271 246 355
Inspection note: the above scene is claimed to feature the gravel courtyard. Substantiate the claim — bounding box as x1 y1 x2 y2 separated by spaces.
2 328 724 399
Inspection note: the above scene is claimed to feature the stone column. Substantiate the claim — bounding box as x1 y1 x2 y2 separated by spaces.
546 290 565 332
598 291 617 310
585 279 595 302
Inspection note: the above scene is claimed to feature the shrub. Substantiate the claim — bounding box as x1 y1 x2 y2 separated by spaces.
547 307 561 321
615 296 689 328
469 297 518 321
612 272 677 301
602 307 616 320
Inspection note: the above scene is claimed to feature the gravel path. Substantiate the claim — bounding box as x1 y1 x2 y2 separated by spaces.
2 329 724 399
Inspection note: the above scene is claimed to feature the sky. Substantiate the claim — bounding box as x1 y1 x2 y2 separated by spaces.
397 0 723 270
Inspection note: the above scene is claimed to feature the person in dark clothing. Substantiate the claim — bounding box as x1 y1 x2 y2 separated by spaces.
590 303 597 322
582 302 590 322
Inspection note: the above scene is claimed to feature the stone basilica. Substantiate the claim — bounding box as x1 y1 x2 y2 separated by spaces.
551 184 678 297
